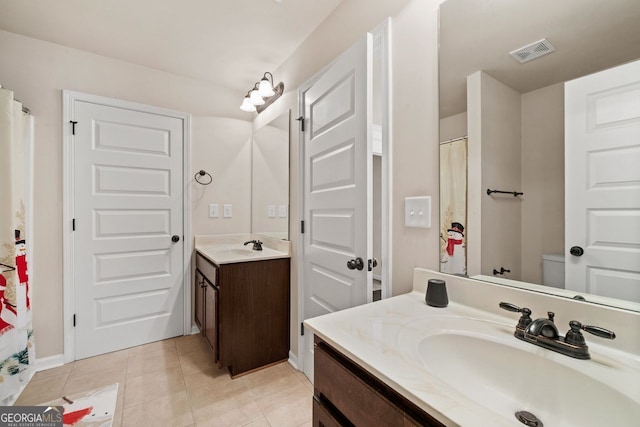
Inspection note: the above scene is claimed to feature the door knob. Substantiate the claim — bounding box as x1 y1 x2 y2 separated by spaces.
570 246 584 256
171 235 180 243
347 257 364 271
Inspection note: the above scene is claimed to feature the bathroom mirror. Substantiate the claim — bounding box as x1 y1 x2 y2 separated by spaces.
438 0 640 311
251 110 290 240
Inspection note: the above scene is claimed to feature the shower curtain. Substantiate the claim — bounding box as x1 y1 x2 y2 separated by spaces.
0 87 35 404
439 137 467 275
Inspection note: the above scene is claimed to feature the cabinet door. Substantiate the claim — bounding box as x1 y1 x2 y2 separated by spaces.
194 270 205 332
204 283 218 360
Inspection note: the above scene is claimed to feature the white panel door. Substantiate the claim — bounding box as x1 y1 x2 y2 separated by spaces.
73 100 185 359
565 59 640 303
301 34 372 380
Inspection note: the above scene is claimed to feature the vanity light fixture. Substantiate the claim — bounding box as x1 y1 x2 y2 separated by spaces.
239 72 285 113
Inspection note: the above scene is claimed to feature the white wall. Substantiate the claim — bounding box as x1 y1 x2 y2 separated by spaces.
0 29 250 358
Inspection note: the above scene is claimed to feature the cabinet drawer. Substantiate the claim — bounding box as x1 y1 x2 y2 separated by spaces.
312 396 345 427
314 341 405 427
196 253 217 285
314 338 443 427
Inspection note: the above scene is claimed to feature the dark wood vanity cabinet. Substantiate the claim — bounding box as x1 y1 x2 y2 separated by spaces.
313 336 445 427
195 253 290 377
195 255 219 360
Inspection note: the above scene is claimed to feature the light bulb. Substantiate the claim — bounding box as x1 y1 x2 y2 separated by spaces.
240 96 256 112
258 78 275 97
250 89 265 106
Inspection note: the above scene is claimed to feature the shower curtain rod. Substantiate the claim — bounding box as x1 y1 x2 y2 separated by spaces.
0 86 31 114
16 99 31 115
440 135 467 145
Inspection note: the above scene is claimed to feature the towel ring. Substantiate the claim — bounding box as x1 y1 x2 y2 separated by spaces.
194 170 213 185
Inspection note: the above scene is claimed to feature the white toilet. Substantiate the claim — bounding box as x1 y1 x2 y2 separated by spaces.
542 253 565 289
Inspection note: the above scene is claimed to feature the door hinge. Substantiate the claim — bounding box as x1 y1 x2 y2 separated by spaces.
72 218 76 231
300 220 305 234
70 120 78 135
296 116 305 132
73 314 76 327
301 322 305 336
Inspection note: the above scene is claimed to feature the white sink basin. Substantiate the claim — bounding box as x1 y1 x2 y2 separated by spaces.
398 316 640 426
198 244 288 264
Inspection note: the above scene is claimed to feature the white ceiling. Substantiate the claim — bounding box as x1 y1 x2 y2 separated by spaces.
0 0 344 93
439 0 640 118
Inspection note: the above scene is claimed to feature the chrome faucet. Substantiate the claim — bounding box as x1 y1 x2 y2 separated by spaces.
243 240 263 251
499 302 616 359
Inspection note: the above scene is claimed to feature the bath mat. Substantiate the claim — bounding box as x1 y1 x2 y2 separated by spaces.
38 383 118 427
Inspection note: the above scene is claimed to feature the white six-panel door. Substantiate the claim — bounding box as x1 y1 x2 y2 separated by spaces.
565 59 640 303
301 34 373 380
70 97 186 359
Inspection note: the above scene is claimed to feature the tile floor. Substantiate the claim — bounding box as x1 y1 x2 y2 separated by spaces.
16 334 314 427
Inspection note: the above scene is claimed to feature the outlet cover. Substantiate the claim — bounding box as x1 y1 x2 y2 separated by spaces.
223 204 233 218
209 203 219 218
268 205 276 218
279 205 288 218
405 196 431 228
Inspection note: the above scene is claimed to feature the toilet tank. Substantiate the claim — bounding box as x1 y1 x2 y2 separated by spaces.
542 253 565 289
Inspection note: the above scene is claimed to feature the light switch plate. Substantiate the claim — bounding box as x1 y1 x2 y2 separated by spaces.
405 196 431 228
279 205 288 218
268 205 276 218
223 204 233 218
209 203 219 218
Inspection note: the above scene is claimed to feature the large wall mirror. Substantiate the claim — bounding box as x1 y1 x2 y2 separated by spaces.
438 0 640 311
251 110 290 240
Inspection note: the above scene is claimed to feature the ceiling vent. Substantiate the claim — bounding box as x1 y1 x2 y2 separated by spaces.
509 39 556 64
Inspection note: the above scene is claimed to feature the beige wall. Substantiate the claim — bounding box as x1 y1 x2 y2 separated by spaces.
251 123 289 237
440 112 467 142
468 71 522 278
520 83 564 283
467 75 564 284
0 29 249 358
191 117 252 236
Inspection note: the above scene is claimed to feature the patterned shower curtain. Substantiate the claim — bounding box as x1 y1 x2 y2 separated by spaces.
0 87 35 404
439 137 468 275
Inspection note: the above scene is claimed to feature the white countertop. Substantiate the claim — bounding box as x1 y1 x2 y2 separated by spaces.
196 243 290 265
305 292 506 426
304 289 640 427
194 234 290 265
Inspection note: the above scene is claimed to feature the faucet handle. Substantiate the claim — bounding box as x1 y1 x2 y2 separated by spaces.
565 320 616 345
499 302 532 329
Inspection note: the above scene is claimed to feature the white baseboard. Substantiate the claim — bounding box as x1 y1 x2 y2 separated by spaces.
191 324 201 335
35 354 65 372
288 351 299 371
